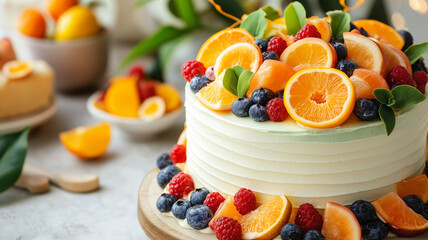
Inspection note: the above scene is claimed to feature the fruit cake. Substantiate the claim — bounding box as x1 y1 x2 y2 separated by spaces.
151 2 428 239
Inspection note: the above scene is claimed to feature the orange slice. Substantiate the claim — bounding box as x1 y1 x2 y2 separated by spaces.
372 38 412 75
350 68 389 99
155 83 181 112
343 32 388 77
280 38 337 71
196 28 255 68
306 16 332 42
284 68 355 128
321 202 361 240
397 174 428 202
372 192 428 237
195 71 238 111
209 195 242 229
214 42 262 78
59 122 111 159
104 76 140 118
2 60 33 79
240 195 292 240
246 60 295 98
353 19 405 50
138 96 165 121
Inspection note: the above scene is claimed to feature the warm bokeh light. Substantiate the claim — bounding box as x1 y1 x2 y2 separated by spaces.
409 0 428 14
391 12 407 30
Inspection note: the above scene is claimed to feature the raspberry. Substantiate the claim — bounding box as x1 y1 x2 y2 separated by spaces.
214 217 242 240
234 188 257 215
137 81 156 102
170 144 186 164
266 98 288 122
204 192 225 214
413 71 428 94
267 36 287 56
168 172 194 198
128 65 145 80
387 65 417 88
295 203 323 234
295 24 322 41
181 60 206 82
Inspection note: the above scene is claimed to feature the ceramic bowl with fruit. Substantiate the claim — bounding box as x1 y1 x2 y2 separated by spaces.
14 1 108 92
87 65 184 139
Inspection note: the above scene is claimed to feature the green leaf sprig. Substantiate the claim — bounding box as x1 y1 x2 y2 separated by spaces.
404 42 428 64
261 6 280 21
240 9 268 39
373 85 425 136
327 10 350 40
284 1 306 36
0 127 30 193
223 66 254 98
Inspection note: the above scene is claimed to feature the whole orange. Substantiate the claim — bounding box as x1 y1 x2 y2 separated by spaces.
46 0 78 21
17 8 46 38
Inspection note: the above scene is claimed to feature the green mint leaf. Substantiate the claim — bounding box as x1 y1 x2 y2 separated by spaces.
327 10 350 40
173 0 200 29
237 70 254 98
0 127 29 193
223 68 238 96
389 85 426 110
241 9 268 38
117 26 188 72
261 6 280 21
404 42 428 64
284 1 306 36
378 105 395 136
373 88 394 105
232 65 245 77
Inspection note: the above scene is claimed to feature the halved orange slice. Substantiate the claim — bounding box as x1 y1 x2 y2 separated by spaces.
343 32 388 77
397 174 428 203
306 16 332 42
280 38 337 71
353 19 405 50
240 195 292 240
195 71 239 111
372 192 428 237
214 42 262 78
322 202 361 240
284 68 355 128
350 68 389 99
104 76 140 118
372 38 412 75
196 28 255 68
209 195 242 230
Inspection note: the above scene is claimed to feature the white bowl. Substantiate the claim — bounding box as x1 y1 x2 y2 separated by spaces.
87 91 184 139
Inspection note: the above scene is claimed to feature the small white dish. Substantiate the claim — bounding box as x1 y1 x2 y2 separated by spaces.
0 98 58 134
87 91 184 139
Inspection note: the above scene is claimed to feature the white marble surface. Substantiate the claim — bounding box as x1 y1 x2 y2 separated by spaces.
0 43 182 240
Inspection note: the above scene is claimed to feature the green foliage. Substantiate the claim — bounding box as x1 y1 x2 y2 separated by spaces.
284 1 306 36
240 9 268 39
223 66 254 98
405 42 428 64
327 10 350 40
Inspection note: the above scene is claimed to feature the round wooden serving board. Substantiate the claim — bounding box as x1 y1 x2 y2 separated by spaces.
138 169 428 240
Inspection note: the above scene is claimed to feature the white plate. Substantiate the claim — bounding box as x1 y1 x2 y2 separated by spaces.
87 91 184 139
0 98 58 134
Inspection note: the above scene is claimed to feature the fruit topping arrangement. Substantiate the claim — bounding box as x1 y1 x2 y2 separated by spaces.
17 0 101 41
94 65 182 121
182 2 428 136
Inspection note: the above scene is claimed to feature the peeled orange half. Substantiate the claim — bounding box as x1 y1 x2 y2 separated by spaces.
322 202 361 240
196 28 255 68
284 68 355 128
353 19 404 50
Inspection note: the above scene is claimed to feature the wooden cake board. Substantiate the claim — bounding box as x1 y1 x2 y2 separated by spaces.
137 169 428 240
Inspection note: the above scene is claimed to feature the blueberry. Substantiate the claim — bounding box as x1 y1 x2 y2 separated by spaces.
249 104 269 122
303 230 325 240
157 165 181 189
171 199 192 219
422 211 428 220
251 88 275 106
156 153 172 170
359 27 369 37
330 37 344 44
361 219 389 240
231 98 254 117
156 193 178 212
336 60 358 77
353 98 380 121
190 74 212 93
276 89 284 99
403 195 425 214
412 58 427 74
262 51 279 61
331 42 347 61
186 204 213 230
280 223 302 240
190 188 210 206
254 39 268 52
350 22 358 31
398 30 413 51
350 200 376 224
